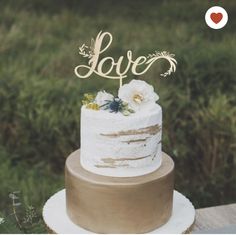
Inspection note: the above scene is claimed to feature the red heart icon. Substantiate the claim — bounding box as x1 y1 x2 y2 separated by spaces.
210 12 223 24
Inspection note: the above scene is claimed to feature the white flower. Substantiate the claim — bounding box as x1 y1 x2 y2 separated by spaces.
95 90 114 106
0 217 5 225
118 79 159 111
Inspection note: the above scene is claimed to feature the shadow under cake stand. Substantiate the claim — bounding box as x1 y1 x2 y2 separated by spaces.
43 189 195 234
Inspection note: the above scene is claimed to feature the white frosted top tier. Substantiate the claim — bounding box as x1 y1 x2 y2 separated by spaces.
80 104 162 177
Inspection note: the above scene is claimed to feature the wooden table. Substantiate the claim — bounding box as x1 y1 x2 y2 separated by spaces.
192 203 236 233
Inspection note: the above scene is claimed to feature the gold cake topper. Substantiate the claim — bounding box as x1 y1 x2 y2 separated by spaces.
74 31 177 87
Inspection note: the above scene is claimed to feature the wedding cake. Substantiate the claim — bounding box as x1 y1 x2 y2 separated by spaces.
65 31 177 233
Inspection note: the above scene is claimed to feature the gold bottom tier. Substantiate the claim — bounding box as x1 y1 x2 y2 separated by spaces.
65 150 175 234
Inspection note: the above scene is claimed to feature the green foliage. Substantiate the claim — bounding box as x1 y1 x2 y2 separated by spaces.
0 191 45 234
0 0 235 233
0 147 63 233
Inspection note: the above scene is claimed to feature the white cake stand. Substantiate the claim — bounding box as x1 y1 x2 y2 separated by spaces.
43 189 195 234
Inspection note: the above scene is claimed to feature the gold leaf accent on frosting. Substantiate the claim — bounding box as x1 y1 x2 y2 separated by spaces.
95 154 154 168
122 138 149 144
100 124 161 137
101 155 151 164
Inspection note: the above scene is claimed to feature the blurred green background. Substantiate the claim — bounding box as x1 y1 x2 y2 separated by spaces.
0 0 235 233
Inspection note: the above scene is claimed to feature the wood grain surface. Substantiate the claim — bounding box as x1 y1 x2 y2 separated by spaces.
192 203 236 233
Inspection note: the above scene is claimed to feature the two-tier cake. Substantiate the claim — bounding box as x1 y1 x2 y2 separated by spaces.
65 79 175 233
64 31 178 233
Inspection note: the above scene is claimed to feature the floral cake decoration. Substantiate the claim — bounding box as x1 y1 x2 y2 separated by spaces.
77 31 177 116
82 80 159 115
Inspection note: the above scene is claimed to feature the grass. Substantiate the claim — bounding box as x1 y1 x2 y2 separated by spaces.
0 0 235 233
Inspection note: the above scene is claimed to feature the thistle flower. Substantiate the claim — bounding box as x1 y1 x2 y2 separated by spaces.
101 97 135 115
107 98 123 113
